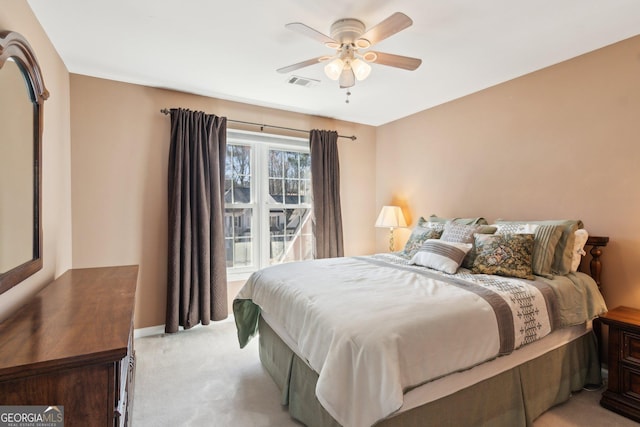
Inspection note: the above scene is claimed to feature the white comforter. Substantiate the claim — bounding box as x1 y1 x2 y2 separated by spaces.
236 255 555 427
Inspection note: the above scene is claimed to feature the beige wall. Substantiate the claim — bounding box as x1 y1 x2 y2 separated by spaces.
69 75 377 328
376 35 640 312
0 1 72 321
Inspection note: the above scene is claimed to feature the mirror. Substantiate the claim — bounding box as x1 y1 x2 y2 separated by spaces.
0 31 48 294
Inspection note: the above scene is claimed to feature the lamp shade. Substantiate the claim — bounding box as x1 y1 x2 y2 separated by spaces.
338 67 355 88
351 58 372 81
324 58 344 80
375 206 407 228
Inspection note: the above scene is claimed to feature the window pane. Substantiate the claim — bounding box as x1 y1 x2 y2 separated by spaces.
285 152 299 178
285 179 299 203
269 207 312 264
269 208 285 263
226 145 250 180
269 178 283 203
269 150 284 178
232 179 250 203
224 207 253 268
225 146 234 179
299 153 310 178
224 179 233 203
232 145 251 177
226 144 252 204
301 179 311 203
233 236 252 267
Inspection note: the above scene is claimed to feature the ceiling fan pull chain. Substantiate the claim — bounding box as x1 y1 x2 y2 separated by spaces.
345 90 351 104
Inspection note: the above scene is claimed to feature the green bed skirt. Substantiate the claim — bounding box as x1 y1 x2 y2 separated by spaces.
257 317 601 427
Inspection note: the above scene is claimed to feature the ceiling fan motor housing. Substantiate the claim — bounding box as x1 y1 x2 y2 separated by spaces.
330 19 366 45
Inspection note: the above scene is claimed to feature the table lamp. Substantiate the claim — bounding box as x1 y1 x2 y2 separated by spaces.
375 206 407 251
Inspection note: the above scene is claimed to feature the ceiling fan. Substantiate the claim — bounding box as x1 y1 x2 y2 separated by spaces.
277 12 422 89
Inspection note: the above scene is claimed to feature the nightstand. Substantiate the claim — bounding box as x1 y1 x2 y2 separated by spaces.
599 306 640 422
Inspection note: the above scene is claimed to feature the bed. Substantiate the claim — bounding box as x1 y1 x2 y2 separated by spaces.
233 217 608 427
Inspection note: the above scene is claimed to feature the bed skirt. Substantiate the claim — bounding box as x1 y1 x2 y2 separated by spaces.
257 316 601 427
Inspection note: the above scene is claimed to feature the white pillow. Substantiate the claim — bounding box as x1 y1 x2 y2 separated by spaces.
410 239 472 274
571 229 589 272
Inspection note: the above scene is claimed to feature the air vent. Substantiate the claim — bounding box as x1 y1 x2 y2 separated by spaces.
286 75 320 88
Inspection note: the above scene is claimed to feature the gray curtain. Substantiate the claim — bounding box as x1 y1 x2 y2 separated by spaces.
165 108 228 333
310 129 344 259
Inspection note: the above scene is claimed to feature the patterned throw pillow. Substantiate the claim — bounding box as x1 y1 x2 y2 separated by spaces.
472 233 535 280
495 223 563 278
402 226 443 258
440 222 479 244
410 240 472 274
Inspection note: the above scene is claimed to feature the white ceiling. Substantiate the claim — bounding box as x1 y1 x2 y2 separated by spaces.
27 0 640 126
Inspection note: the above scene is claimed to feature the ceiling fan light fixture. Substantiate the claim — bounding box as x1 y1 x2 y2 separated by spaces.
362 51 378 62
339 67 355 88
351 58 371 81
356 38 371 49
324 57 344 80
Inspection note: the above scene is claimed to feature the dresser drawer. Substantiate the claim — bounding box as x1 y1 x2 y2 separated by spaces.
623 330 640 365
622 365 640 402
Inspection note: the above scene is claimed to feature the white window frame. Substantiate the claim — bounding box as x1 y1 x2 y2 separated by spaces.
226 130 311 281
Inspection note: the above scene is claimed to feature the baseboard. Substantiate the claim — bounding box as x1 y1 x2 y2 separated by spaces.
134 325 166 339
134 315 235 339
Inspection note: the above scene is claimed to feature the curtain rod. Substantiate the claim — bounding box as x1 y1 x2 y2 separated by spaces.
160 109 357 141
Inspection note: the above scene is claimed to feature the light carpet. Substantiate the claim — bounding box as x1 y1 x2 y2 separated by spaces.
133 320 636 427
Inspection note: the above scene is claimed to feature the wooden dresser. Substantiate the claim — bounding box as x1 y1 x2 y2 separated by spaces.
599 306 640 422
0 266 138 427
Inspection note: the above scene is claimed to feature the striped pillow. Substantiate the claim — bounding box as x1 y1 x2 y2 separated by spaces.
531 225 564 277
410 240 472 274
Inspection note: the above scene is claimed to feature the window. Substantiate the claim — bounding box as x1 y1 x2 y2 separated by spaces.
224 131 312 279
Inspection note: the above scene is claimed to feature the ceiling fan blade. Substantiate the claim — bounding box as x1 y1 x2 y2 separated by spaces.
277 57 327 74
366 51 422 71
285 22 337 45
358 12 413 47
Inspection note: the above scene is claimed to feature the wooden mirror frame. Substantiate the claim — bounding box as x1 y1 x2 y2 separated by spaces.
0 31 49 294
